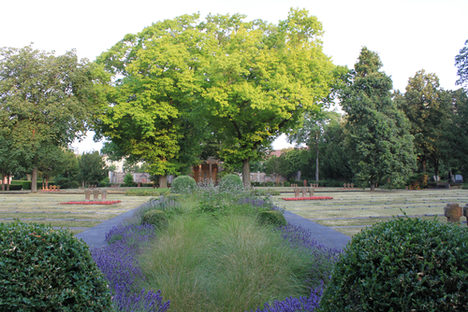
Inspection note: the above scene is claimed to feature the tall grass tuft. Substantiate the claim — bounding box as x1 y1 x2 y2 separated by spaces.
139 212 319 312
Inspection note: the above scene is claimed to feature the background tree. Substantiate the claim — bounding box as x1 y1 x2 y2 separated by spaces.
53 149 80 189
315 117 353 182
341 47 415 190
399 70 450 179
290 111 341 182
78 152 108 187
0 46 103 192
455 39 468 90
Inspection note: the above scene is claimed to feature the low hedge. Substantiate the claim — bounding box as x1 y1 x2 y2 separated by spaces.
0 222 113 311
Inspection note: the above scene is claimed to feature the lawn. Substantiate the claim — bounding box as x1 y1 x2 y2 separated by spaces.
270 188 468 236
0 191 153 233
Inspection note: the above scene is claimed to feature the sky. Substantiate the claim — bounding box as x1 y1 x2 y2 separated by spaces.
2 0 467 152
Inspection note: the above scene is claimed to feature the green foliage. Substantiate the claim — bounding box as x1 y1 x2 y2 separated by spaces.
0 222 113 311
319 218 468 312
123 173 135 187
78 152 108 187
399 70 450 177
0 46 105 192
341 47 416 190
171 175 197 194
97 10 336 185
455 39 468 90
141 209 168 230
219 174 243 192
257 210 287 227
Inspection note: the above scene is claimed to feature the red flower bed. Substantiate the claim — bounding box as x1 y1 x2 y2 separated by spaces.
60 200 122 205
282 197 333 201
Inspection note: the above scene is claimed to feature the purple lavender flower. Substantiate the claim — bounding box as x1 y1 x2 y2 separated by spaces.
250 283 324 312
92 224 170 312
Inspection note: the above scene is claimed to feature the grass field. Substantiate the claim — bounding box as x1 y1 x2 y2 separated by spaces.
0 191 153 233
271 188 468 236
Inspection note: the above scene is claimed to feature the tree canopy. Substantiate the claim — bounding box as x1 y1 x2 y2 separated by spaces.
341 47 415 190
0 46 103 191
96 9 336 187
455 39 468 90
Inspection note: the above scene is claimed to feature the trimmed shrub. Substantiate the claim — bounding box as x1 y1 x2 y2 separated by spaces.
0 222 113 311
219 173 243 192
257 210 287 227
171 175 197 194
319 218 468 312
142 209 168 229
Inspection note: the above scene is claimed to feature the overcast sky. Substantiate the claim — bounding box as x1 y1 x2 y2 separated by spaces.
2 0 467 152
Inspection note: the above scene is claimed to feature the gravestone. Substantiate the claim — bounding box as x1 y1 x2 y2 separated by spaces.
444 203 462 223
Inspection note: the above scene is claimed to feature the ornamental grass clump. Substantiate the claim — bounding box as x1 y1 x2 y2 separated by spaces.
318 217 468 312
0 222 113 311
171 175 197 194
92 224 170 312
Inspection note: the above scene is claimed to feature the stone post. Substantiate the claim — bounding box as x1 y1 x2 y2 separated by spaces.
101 190 107 200
84 189 91 200
93 189 100 200
444 203 462 223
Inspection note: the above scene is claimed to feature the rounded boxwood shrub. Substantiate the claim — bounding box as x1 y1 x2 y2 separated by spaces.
219 174 243 192
257 210 287 227
0 222 113 311
171 175 197 194
319 218 468 312
142 209 168 229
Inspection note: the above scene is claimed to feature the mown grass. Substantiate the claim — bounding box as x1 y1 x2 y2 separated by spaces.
0 192 153 232
272 188 468 236
137 193 324 312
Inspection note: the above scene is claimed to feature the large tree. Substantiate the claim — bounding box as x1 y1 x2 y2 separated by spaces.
399 70 451 178
0 46 103 192
341 47 415 190
455 39 468 90
97 10 336 188
96 14 210 187
201 10 336 187
78 152 108 187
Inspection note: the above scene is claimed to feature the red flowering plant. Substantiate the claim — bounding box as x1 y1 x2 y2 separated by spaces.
282 197 333 201
60 200 122 205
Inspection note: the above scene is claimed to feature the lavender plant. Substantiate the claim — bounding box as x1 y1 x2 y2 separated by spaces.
92 224 170 312
251 284 323 312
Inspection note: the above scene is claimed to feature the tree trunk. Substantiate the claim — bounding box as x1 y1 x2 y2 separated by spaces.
1 173 4 191
159 175 168 188
6 174 10 191
370 182 376 191
242 159 251 189
31 168 38 193
315 139 320 182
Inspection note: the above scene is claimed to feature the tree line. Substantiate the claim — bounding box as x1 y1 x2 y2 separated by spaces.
263 46 468 189
1 10 467 191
